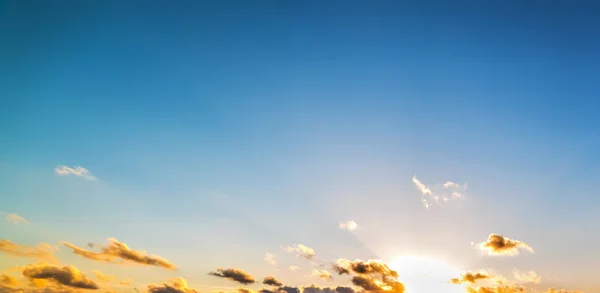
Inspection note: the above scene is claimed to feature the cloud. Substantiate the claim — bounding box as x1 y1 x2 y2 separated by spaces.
147 277 198 293
477 234 534 256
238 289 257 293
278 287 300 293
54 165 97 180
338 221 358 232
331 259 405 293
466 285 526 293
264 253 277 265
208 268 255 284
513 270 541 284
61 238 176 270
311 270 332 280
547 289 583 293
451 271 492 284
412 176 467 209
0 275 18 287
22 264 99 290
288 266 299 272
0 240 57 262
119 279 133 286
92 271 113 283
5 214 27 224
302 285 355 293
263 276 283 287
283 244 315 260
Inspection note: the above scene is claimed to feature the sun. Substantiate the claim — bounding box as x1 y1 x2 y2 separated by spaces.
388 255 465 293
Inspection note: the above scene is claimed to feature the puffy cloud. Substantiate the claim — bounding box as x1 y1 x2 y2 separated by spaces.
477 234 534 256
338 221 358 232
0 240 57 262
451 271 492 284
5 214 27 224
0 275 18 287
61 238 176 270
288 266 299 272
54 165 97 180
22 264 99 290
264 253 277 265
412 176 467 209
263 276 283 287
208 268 255 284
147 277 198 293
311 270 332 280
92 271 113 283
513 270 541 284
331 259 405 293
283 244 315 260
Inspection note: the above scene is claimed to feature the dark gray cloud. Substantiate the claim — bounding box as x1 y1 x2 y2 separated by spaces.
22 264 99 290
477 234 533 256
208 268 255 284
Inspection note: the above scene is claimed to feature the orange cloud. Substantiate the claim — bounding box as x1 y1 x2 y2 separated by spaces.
5 214 28 224
148 277 198 293
0 240 57 262
477 234 534 256
0 274 18 287
331 259 405 293
451 271 493 284
22 263 99 290
208 268 255 284
61 238 176 270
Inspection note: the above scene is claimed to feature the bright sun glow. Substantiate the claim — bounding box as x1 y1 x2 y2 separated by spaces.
389 256 465 293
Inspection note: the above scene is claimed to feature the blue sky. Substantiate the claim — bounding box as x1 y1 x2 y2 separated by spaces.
1 1 599 293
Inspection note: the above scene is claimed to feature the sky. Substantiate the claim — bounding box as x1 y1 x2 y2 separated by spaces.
1 1 599 293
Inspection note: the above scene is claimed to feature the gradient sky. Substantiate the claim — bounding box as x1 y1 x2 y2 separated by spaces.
1 1 599 293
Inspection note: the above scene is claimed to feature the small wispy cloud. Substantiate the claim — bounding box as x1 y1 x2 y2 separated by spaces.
5 213 27 224
513 269 541 284
264 253 277 265
283 244 315 260
338 221 358 232
311 269 333 280
288 266 299 272
412 175 468 209
54 165 97 180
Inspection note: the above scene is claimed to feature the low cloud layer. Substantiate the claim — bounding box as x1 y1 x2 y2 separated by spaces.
148 277 198 293
303 285 355 293
0 240 57 262
61 238 176 270
92 271 114 283
283 244 315 260
477 234 534 256
451 271 492 284
338 221 358 232
466 285 526 293
412 176 467 209
54 165 97 180
208 268 255 284
22 264 99 290
263 276 282 287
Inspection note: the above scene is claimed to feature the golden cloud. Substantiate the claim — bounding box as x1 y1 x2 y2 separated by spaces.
0 275 18 287
311 270 332 280
477 234 534 256
147 277 198 293
263 276 283 287
302 285 355 293
208 268 255 284
22 263 99 290
61 238 176 270
0 240 57 263
451 271 492 284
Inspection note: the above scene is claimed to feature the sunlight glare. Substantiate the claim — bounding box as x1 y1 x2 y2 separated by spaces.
389 255 464 293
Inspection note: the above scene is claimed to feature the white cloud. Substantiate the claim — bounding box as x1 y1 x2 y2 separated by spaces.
5 213 27 224
288 265 299 272
311 269 332 280
513 270 541 284
264 253 277 265
55 165 97 180
412 176 468 209
283 244 315 260
338 221 358 232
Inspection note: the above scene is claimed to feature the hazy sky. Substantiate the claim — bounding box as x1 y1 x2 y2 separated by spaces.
1 1 599 293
